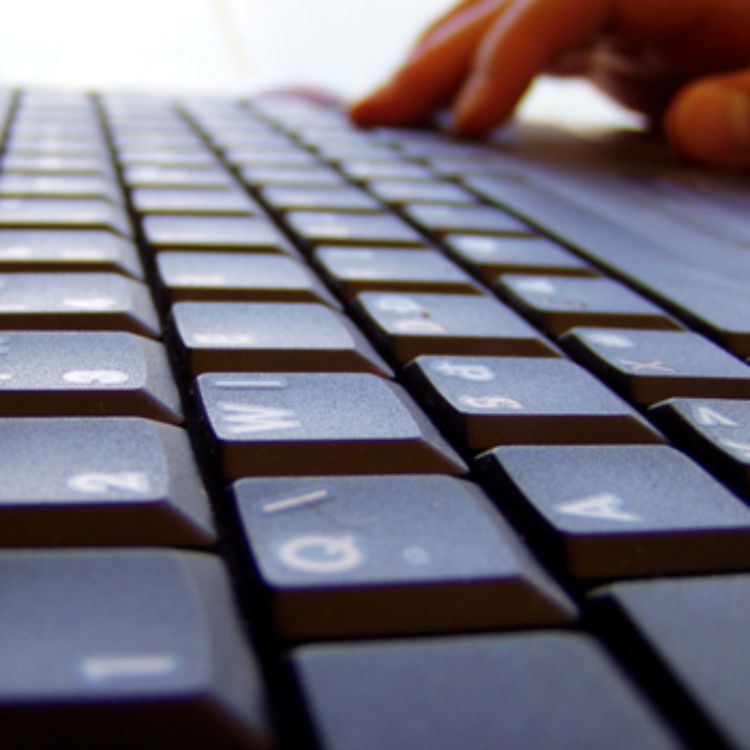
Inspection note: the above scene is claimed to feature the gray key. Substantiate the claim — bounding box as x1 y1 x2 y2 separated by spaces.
0 417 214 546
0 230 143 277
0 550 272 749
497 275 681 336
355 292 558 364
563 328 750 406
196 372 466 479
124 166 234 189
593 575 750 750
131 188 260 216
117 149 218 168
288 211 426 249
0 272 160 337
293 633 680 750
226 149 321 168
0 174 120 201
314 143 401 161
651 398 750 496
240 165 346 187
406 355 662 451
1 154 111 175
405 203 533 236
368 180 479 206
157 252 335 305
314 247 480 298
340 160 435 182
444 234 595 281
478 445 750 579
143 216 294 254
260 186 381 213
0 198 131 236
172 302 391 376
0 331 181 423
234 475 575 639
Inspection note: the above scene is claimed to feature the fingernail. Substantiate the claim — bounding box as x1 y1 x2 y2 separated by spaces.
726 91 750 148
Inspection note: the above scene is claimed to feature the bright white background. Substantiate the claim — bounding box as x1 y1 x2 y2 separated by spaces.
0 0 637 126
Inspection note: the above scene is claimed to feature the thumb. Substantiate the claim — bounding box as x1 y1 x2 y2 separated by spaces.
664 69 750 169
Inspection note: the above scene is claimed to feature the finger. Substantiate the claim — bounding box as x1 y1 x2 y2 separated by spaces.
349 0 507 127
664 69 750 169
452 0 611 135
412 0 483 54
607 0 705 39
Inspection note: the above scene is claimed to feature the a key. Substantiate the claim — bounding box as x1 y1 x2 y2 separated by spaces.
0 272 160 337
240 165 346 188
196 372 466 479
0 417 214 546
292 633 680 750
0 174 120 201
287 211 426 249
651 398 750 496
404 204 534 236
314 247 481 299
354 292 558 364
157 252 336 306
260 186 382 213
478 444 750 579
444 234 596 282
234 475 575 639
0 550 272 749
497 275 681 336
562 328 750 406
143 216 295 255
339 160 435 182
171 302 391 376
123 166 234 190
131 188 260 216
368 180 479 206
593 575 750 750
405 355 662 452
0 230 142 277
0 331 181 423
0 198 131 236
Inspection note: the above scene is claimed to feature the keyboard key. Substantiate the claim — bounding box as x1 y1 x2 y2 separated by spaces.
404 204 533 236
260 185 381 213
143 216 294 255
0 331 182 423
124 165 234 189
287 211 426 248
563 328 750 406
497 275 680 336
157 252 336 306
0 173 120 201
0 550 272 749
368 179 479 206
354 292 558 364
240 165 346 188
0 230 142 277
0 272 160 337
340 160 435 182
444 234 595 282
406 355 662 452
593 575 750 750
0 198 131 236
226 148 321 168
293 633 680 750
117 149 218 168
0 417 214 546
651 398 750 496
478 445 750 579
314 247 480 299
196 372 466 479
234 475 575 639
131 188 260 216
172 302 391 376
1 154 111 175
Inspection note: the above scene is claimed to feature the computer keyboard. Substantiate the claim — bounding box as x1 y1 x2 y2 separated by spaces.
0 87 749 750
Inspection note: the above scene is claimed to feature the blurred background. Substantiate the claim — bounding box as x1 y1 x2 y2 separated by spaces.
0 0 638 126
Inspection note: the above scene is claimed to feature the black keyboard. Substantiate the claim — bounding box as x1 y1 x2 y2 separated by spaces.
1 88 749 750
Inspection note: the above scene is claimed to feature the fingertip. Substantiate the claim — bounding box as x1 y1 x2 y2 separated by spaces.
665 81 750 170
450 78 498 136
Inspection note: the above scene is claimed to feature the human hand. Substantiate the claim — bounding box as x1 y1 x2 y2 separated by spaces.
349 0 750 169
